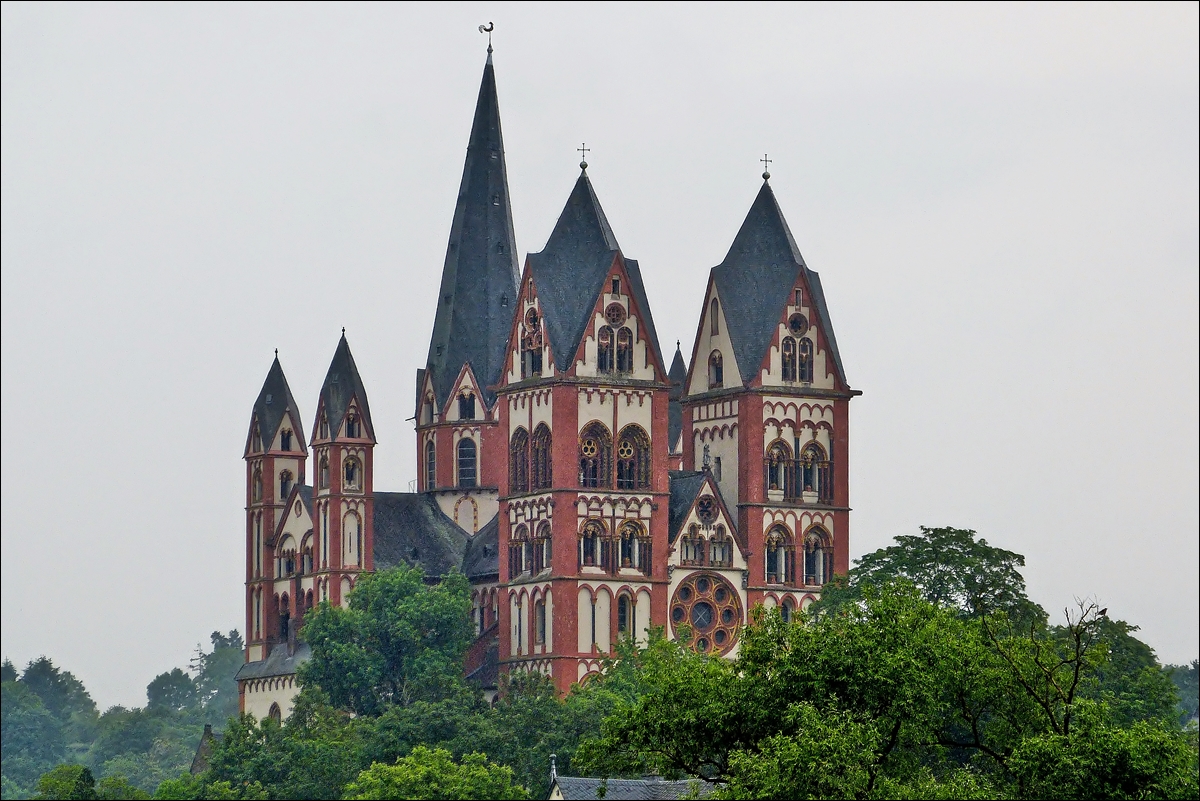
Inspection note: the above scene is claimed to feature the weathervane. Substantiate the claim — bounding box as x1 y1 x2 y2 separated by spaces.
578 142 590 171
761 153 772 181
478 22 493 52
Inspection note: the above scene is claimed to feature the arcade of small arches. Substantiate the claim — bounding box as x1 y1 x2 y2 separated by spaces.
764 525 833 587
678 523 735 568
578 519 652 575
764 438 832 504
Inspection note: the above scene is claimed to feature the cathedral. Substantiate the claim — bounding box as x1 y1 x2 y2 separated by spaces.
235 48 859 721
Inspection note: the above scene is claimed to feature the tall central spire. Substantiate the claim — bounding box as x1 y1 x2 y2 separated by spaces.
422 51 520 410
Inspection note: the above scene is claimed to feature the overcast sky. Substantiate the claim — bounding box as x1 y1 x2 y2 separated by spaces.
2 3 1197 709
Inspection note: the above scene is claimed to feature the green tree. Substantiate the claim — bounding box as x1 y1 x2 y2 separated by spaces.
299 565 473 715
1 659 17 683
32 765 97 800
191 632 244 724
2 680 68 792
1165 660 1199 726
18 657 99 745
96 774 151 800
344 746 528 800
147 669 200 714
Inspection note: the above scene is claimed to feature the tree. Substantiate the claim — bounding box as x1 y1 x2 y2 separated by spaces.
191 632 244 724
344 746 529 800
2 659 17 683
298 565 473 715
1165 660 1199 726
147 669 200 714
2 680 67 793
32 765 97 800
19 657 98 744
816 526 1045 624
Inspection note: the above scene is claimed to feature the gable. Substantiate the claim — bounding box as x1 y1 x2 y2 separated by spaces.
503 266 557 385
685 277 744 396
572 256 666 382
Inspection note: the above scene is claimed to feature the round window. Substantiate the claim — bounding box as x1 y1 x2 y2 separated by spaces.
669 573 742 656
788 313 809 335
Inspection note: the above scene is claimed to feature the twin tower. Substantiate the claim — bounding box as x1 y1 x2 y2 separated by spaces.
237 49 858 717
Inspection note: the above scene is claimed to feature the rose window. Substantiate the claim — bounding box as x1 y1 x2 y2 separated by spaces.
671 573 741 655
605 303 627 326
696 496 718 525
581 438 599 458
788 313 808 335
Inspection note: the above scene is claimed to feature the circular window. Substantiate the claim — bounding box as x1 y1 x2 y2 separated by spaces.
617 440 635 459
696 496 718 525
670 573 742 656
605 303 627 326
581 438 598 458
788 313 809 335
525 308 540 332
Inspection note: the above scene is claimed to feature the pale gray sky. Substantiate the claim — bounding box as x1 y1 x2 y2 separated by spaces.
2 3 1197 709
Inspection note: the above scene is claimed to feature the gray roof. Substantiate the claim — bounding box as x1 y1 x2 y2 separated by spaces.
234 642 311 681
316 334 375 442
372 492 469 577
667 344 686 452
247 357 306 455
296 484 313 517
423 54 521 410
462 514 499 581
527 172 665 376
551 776 714 800
711 181 847 387
465 640 499 689
667 470 708 542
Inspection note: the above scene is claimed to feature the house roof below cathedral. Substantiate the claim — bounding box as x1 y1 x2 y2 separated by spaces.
247 356 306 455
712 181 847 386
528 171 664 374
549 775 715 800
235 642 311 682
462 514 499 581
372 492 469 577
318 334 375 439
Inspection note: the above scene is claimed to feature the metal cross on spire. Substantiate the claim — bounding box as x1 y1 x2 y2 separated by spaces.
578 142 590 171
478 22 493 53
761 153 772 181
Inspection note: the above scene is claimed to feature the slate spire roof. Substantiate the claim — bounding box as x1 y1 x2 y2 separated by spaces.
247 355 305 455
423 52 520 410
712 180 848 385
668 342 687 398
528 170 665 375
317 333 374 440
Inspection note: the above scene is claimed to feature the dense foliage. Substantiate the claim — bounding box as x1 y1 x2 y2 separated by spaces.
7 528 1198 800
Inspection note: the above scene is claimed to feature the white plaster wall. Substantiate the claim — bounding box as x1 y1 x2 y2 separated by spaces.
686 285 743 396
575 286 657 381
270 413 298 451
242 677 299 722
759 296 837 390
445 369 483 423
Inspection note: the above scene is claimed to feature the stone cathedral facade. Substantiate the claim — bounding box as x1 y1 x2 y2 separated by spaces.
235 50 859 719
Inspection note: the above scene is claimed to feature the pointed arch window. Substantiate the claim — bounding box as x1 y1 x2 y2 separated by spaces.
618 521 650 575
280 430 293 451
268 703 282 725
616 328 634 373
710 298 720 335
319 455 330 489
458 392 476 421
781 337 797 382
424 440 436 491
597 326 615 373
344 457 362 492
578 422 612 488
346 414 361 439
521 308 544 379
531 424 552 491
510 428 530 494
279 470 293 499
252 467 263 502
456 439 477 488
765 440 792 493
800 442 831 502
708 351 723 389
804 528 833 586
766 526 795 585
616 425 651 490
799 338 814 383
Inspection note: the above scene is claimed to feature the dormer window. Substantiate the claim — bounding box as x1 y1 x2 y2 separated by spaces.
458 393 476 420
280 430 292 451
346 414 361 438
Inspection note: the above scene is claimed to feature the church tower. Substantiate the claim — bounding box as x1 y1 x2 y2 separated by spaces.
312 333 377 609
681 176 858 617
243 355 307 664
495 167 672 693
415 47 521 535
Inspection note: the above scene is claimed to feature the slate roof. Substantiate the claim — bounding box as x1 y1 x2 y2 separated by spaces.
423 53 521 410
528 172 665 376
317 335 375 440
551 776 714 800
234 642 312 681
296 484 313 517
373 492 469 577
462 514 499 581
247 357 305 455
667 344 686 451
667 470 708 542
465 640 499 689
711 180 847 386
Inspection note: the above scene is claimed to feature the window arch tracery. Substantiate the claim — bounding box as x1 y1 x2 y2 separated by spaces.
615 327 633 373
531 424 552 491
765 440 792 493
781 336 797 382
618 521 650 575
671 573 741 655
578 422 612 489
532 521 552 574
765 525 795 585
346 413 361 439
579 520 607 569
615 425 651 490
597 326 615 373
252 466 263 502
279 470 294 499
424 440 436 490
343 457 362 492
799 338 814 382
804 527 833 586
521 308 544 379
319 455 330 489
509 524 529 577
509 428 530 494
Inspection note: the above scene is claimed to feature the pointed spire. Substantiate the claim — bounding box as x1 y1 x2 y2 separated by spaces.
248 354 305 455
668 342 687 399
318 333 374 442
423 51 520 411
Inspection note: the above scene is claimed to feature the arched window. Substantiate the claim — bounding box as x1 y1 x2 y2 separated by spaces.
616 425 651 490
346 414 361 438
456 439 477 488
579 520 605 568
521 308 544 379
458 392 476 420
319 455 330 489
319 414 330 440
535 598 547 644
252 429 262 453
280 430 293 451
509 525 528 576
799 338 814 382
343 458 361 491
766 526 794 585
710 298 720 335
781 337 797 382
765 440 792 494
780 597 795 623
708 351 723 389
279 470 293 499
616 328 634 372
617 594 633 636
578 422 612 488
510 428 530 494
618 522 639 569
424 440 436 490
268 703 282 725
533 521 552 574
531 424 552 491
597 326 615 373
711 525 730 567
804 528 832 586
252 467 263 502
683 524 703 565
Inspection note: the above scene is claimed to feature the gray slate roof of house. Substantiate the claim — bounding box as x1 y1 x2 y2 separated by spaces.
317 335 375 441
372 492 469 577
235 642 312 681
711 180 847 386
296 484 313 517
462 514 499 580
527 172 665 376
247 357 306 455
551 776 714 800
423 53 521 410
667 470 708 542
667 344 686 452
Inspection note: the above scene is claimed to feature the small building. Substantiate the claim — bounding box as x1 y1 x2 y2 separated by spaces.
548 775 714 800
